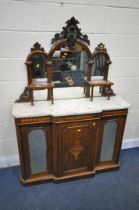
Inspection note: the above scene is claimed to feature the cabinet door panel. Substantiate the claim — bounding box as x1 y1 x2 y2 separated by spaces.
96 116 126 166
20 124 51 178
28 129 47 174
100 121 118 161
58 121 96 176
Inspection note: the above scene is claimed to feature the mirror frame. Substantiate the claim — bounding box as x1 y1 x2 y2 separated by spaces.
16 17 114 104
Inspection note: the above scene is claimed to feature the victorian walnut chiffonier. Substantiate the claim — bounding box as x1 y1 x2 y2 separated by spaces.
12 17 130 184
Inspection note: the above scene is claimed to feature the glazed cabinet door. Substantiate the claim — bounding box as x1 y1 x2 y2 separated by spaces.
19 123 52 180
96 115 126 169
57 121 97 177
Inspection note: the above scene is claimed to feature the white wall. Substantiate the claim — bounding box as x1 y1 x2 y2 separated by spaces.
0 0 139 167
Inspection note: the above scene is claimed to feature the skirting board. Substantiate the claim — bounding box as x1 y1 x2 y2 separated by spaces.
0 155 19 169
0 138 139 169
121 138 139 149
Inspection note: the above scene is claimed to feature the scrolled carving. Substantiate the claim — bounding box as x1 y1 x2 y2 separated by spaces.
16 87 31 103
51 33 61 44
51 16 90 49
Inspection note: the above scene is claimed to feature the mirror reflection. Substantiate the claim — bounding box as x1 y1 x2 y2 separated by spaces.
91 53 109 81
31 54 46 78
51 44 88 88
31 53 48 86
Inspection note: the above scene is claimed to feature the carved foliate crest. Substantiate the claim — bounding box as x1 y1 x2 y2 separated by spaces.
51 17 90 49
95 43 107 51
31 42 44 52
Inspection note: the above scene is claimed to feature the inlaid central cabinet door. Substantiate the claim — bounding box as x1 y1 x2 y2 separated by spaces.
57 121 97 176
20 123 52 179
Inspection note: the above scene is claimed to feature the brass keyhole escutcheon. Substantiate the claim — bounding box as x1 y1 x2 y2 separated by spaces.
77 129 81 132
92 122 96 126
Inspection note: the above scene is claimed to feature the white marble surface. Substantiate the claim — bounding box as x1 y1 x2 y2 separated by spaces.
34 87 85 101
34 86 101 101
12 87 130 118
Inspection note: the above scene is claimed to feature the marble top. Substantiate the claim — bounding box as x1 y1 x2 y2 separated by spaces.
12 87 130 118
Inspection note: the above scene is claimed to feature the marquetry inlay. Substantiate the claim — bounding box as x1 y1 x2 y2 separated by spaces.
70 139 84 160
17 117 51 124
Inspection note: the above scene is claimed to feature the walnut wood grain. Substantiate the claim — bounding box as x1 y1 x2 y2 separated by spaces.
15 109 128 185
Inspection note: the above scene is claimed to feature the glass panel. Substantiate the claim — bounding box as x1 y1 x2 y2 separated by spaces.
32 54 46 78
28 129 47 174
80 51 88 76
52 47 88 87
91 54 108 81
100 121 118 161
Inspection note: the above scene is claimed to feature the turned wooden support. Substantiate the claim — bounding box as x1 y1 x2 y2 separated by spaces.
47 61 52 84
91 86 94 101
85 60 93 98
29 89 34 105
103 60 112 80
87 60 93 81
47 61 54 102
25 61 32 85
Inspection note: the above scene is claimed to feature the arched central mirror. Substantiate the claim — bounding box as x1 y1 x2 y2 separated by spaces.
49 17 91 88
51 45 88 87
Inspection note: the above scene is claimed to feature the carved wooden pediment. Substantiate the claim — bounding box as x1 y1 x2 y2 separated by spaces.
51 16 90 49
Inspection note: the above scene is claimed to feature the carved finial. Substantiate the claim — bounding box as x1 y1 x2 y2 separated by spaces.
51 17 90 48
65 16 79 25
96 43 107 51
31 42 44 51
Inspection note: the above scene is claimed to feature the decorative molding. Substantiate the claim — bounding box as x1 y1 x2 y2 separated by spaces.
51 16 90 49
0 139 138 169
